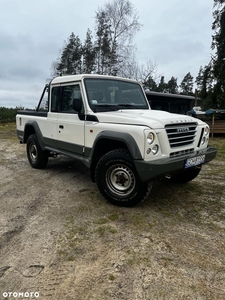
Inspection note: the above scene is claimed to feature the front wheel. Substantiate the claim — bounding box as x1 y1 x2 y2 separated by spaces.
27 134 49 169
169 166 202 184
95 149 152 207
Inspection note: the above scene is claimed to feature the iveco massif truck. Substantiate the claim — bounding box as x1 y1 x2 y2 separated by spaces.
16 74 217 206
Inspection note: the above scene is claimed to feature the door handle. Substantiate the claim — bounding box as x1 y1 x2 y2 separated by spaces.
59 125 64 129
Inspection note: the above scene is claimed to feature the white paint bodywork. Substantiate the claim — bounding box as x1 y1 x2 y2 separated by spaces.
16 74 210 162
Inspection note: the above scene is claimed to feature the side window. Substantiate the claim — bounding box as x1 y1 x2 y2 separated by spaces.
61 84 82 113
51 87 60 112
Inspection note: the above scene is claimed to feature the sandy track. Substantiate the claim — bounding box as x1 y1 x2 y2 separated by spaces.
0 134 225 299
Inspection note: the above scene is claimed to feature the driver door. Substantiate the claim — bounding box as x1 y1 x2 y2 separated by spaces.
57 83 85 155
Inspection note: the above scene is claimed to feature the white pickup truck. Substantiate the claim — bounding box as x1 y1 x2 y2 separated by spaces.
16 74 217 206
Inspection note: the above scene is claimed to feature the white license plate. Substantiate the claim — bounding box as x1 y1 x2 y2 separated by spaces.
184 155 205 169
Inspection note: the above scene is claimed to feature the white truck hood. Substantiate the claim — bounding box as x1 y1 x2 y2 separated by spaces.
94 109 202 129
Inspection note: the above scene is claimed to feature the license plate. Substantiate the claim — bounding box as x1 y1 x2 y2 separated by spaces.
184 155 205 169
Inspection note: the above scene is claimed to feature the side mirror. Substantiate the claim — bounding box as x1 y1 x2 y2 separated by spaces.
73 98 83 113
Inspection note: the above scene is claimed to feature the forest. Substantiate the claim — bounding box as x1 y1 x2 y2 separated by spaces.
0 107 22 123
50 0 225 110
1 0 225 123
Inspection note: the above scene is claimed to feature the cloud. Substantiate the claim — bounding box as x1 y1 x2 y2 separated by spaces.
0 74 43 108
149 35 205 62
134 0 213 81
0 0 214 108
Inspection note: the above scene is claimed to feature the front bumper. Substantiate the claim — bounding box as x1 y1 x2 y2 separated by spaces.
134 146 217 182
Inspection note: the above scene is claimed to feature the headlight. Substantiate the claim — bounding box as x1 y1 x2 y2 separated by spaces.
201 137 206 145
147 132 155 145
152 144 159 155
205 126 210 135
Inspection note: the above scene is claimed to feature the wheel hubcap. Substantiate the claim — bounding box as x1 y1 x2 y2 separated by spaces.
30 144 37 162
106 164 135 196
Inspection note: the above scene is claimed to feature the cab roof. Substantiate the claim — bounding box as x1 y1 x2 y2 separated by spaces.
50 74 140 85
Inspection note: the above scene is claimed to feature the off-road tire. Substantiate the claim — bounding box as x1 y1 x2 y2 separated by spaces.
27 134 48 169
95 149 152 207
169 166 202 184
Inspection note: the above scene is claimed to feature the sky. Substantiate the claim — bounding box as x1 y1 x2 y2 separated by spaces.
0 0 214 108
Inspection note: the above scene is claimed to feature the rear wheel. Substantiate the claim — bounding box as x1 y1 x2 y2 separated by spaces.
169 166 202 183
27 134 48 169
95 149 152 207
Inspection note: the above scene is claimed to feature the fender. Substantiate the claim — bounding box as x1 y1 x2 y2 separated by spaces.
89 130 142 161
87 130 143 182
24 120 46 150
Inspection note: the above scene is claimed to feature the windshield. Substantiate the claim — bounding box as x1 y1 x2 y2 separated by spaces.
84 78 149 112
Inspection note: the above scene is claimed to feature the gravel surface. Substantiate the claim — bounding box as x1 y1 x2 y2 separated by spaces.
0 125 225 300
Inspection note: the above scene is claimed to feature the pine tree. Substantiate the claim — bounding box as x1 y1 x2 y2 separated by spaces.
167 77 178 94
195 65 215 109
83 29 95 73
71 35 82 74
211 0 225 108
95 11 112 74
143 76 158 91
55 32 82 76
157 76 167 93
95 0 141 76
180 72 194 95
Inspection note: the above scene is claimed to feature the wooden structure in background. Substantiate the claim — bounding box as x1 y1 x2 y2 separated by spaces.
145 91 225 137
189 110 225 137
145 91 199 115
205 119 225 137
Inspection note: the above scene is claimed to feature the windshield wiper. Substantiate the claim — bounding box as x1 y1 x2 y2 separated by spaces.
91 104 119 112
118 103 148 109
117 104 135 108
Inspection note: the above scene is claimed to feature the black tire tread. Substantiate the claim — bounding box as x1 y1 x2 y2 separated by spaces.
95 149 152 207
26 134 48 169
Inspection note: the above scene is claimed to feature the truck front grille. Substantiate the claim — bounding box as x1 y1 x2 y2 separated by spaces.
165 123 197 148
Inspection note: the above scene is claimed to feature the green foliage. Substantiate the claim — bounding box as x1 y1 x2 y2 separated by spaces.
145 76 179 94
0 107 21 123
195 65 216 109
56 32 83 76
51 0 141 78
157 76 167 93
180 72 194 95
204 0 225 109
143 76 158 91
49 0 225 109
96 0 141 76
83 29 96 73
166 76 178 94
210 137 225 161
95 11 114 75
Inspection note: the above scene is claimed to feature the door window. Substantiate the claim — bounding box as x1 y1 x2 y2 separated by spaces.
61 85 82 113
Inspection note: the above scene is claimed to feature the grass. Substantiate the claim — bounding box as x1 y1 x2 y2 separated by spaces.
1 122 225 271
95 225 117 236
56 134 225 263
57 214 119 260
209 136 225 161
0 122 17 140
108 274 116 281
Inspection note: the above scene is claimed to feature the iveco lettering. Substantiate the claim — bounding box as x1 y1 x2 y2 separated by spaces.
177 127 190 133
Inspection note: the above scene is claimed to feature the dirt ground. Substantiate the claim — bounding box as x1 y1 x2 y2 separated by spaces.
0 124 225 300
